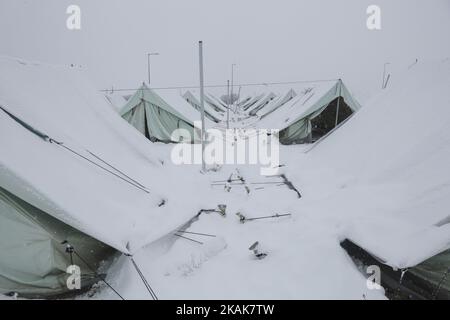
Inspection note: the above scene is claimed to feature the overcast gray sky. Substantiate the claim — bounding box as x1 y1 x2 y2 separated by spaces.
1 0 449 101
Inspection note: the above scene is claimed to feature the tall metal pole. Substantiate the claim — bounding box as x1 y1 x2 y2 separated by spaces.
198 41 206 172
382 62 390 89
227 80 230 129
147 52 159 86
147 54 151 85
231 64 236 110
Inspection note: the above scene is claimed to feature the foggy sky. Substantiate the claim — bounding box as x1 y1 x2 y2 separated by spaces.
1 0 449 101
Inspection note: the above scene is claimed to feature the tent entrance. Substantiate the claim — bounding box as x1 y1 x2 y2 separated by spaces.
143 105 151 140
341 239 450 300
311 97 353 142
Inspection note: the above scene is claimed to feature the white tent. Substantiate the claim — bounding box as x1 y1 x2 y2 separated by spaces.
0 56 207 296
205 93 226 113
183 91 223 123
241 93 265 111
258 89 297 118
247 92 277 115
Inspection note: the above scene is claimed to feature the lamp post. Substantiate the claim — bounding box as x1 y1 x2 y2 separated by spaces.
382 62 390 89
227 80 230 129
147 52 160 86
198 42 206 172
231 64 236 110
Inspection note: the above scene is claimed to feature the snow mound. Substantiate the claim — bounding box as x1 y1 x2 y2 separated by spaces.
0 56 213 253
295 60 450 267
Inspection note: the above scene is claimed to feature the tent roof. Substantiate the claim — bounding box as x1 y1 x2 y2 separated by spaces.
242 93 265 110
157 90 215 128
183 90 224 122
120 84 193 125
0 56 205 254
247 92 277 114
256 80 361 130
258 89 297 118
296 61 450 268
205 93 226 112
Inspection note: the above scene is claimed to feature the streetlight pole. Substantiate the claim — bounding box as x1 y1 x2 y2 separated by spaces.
227 80 230 129
147 52 159 86
231 64 236 110
382 62 390 89
198 41 206 172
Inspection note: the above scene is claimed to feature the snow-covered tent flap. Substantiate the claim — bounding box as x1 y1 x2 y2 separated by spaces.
120 84 198 143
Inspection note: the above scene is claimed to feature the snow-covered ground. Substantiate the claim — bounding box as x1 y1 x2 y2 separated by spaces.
88 59 450 300
1 56 449 300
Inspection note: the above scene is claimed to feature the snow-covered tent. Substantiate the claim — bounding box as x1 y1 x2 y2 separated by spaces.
256 80 361 144
182 91 223 123
299 61 450 299
205 93 226 113
0 56 203 297
242 93 266 111
120 84 201 143
237 96 252 108
157 90 215 129
247 92 277 116
258 89 297 118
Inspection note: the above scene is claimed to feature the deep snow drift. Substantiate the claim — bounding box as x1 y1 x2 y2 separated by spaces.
1 57 449 300
285 59 450 268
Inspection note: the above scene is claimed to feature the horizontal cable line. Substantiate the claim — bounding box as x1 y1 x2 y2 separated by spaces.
99 78 339 92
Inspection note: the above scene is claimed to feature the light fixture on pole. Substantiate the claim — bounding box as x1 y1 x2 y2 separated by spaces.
147 52 160 86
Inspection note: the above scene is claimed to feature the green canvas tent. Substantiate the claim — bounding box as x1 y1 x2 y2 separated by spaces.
341 239 450 300
256 80 361 144
0 186 117 298
120 84 201 143
0 56 198 298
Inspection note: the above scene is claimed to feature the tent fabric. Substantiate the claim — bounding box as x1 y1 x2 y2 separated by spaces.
205 93 226 113
248 93 277 116
183 91 223 123
259 89 297 119
0 186 117 298
256 80 361 144
242 93 265 111
410 249 450 296
0 56 201 256
120 84 199 143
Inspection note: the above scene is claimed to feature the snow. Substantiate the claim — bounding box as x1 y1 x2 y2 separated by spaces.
92 59 449 300
1 55 449 300
284 59 450 268
0 56 215 254
104 92 127 112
